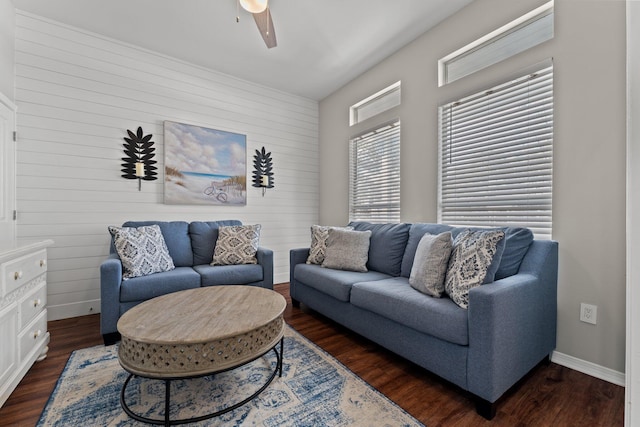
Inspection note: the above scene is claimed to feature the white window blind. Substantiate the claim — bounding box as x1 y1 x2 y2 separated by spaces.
350 120 401 222
439 65 553 239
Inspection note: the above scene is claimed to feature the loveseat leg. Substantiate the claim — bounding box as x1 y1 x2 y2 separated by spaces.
291 298 301 308
103 332 121 346
475 398 497 420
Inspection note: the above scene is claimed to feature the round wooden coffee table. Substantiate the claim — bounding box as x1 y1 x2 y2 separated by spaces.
116 285 286 426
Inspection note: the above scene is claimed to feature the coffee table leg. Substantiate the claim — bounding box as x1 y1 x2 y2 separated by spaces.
278 337 284 377
164 379 170 427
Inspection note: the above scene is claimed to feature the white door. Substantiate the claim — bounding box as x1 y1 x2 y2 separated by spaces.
0 93 16 252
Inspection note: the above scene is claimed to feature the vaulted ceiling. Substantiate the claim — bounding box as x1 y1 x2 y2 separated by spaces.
13 0 474 100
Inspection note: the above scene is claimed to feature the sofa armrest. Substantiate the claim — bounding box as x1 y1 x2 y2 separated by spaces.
256 247 274 289
100 254 123 336
289 248 310 281
467 240 558 403
289 248 310 301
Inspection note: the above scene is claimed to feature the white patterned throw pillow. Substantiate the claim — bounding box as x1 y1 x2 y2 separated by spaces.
211 224 261 265
306 225 354 265
108 225 175 280
444 229 505 309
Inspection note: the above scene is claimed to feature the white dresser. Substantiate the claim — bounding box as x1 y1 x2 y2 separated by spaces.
0 240 53 407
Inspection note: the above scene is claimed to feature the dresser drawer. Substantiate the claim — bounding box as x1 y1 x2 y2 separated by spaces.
20 282 47 329
2 250 47 296
19 309 47 361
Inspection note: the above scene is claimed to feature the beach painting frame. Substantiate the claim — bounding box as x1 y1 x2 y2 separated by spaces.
164 121 247 205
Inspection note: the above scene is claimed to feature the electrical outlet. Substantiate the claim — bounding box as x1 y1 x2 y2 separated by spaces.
580 303 597 325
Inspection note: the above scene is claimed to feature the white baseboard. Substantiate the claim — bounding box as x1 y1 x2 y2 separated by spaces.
552 350 625 386
47 300 101 321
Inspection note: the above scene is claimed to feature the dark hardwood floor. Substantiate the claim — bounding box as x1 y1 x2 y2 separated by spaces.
0 283 625 426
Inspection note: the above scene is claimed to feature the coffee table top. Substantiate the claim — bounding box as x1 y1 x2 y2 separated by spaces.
117 285 286 377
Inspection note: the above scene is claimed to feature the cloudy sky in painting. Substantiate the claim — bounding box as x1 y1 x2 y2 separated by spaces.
164 121 246 176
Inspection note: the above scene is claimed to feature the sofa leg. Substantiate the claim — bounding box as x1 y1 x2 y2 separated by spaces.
103 332 121 346
291 298 301 308
475 398 497 420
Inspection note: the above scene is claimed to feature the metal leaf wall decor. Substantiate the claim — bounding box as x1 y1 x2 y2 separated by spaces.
121 127 157 189
252 147 274 195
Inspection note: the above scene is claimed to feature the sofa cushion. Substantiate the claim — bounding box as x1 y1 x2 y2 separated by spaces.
193 264 263 286
495 227 534 280
349 222 411 276
108 225 175 279
409 232 453 297
323 228 371 272
189 220 243 265
350 277 469 346
444 229 505 309
306 225 353 265
294 263 391 302
119 266 201 303
212 224 261 265
122 221 193 267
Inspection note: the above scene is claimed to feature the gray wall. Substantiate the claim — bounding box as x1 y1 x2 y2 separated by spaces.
319 0 626 373
0 0 15 100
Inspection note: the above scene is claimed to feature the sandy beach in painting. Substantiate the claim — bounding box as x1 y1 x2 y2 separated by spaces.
164 172 246 205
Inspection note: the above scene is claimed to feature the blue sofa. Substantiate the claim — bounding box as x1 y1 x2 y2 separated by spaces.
289 222 558 419
101 220 273 345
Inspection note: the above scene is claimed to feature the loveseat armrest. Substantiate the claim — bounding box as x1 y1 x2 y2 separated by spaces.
100 254 123 338
256 247 274 289
467 240 558 404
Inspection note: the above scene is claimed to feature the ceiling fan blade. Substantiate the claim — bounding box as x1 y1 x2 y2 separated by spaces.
252 7 277 48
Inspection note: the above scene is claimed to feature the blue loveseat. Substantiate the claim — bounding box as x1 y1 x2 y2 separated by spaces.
100 220 273 345
290 222 558 419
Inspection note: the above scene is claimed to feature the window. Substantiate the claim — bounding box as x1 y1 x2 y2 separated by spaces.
438 64 553 239
350 81 401 126
439 1 553 86
349 120 401 222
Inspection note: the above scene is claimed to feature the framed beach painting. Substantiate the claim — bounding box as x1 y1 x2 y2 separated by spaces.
164 121 247 205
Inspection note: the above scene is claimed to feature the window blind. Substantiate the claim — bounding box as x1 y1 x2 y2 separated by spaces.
349 120 401 222
439 65 553 239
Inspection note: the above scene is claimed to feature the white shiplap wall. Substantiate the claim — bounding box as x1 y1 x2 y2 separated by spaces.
14 11 319 320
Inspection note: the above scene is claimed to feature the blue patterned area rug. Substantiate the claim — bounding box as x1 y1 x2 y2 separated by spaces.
37 325 423 426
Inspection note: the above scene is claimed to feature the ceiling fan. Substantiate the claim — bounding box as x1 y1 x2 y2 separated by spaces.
237 0 277 48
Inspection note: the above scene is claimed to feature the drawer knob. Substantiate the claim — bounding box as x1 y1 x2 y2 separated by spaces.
33 330 41 339
33 298 42 308
40 259 47 267
14 271 23 280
